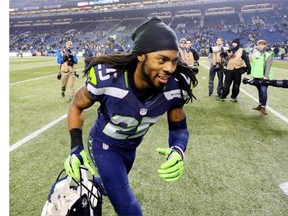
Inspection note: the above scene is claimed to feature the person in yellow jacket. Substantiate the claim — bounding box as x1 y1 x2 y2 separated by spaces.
185 38 199 73
250 39 273 115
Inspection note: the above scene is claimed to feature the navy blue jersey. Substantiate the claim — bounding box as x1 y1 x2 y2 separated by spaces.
86 64 192 149
104 44 124 54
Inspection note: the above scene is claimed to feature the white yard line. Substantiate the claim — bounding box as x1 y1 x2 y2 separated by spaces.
240 88 288 123
10 67 83 86
279 181 288 196
199 62 288 124
9 114 67 152
10 74 56 85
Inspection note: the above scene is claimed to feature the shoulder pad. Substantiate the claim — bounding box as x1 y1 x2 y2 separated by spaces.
86 64 118 86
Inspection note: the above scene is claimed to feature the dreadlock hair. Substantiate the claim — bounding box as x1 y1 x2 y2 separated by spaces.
83 53 136 78
174 61 198 102
83 53 198 103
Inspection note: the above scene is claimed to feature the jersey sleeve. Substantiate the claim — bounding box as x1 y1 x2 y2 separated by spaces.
85 64 118 101
165 73 193 109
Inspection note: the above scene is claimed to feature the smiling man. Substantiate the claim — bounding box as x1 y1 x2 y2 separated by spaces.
63 17 198 216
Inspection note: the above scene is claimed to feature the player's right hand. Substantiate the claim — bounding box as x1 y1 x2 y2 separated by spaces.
64 144 96 181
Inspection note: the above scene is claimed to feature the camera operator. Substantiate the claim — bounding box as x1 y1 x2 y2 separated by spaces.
218 38 251 102
178 38 199 75
186 38 199 74
208 37 227 97
57 41 79 101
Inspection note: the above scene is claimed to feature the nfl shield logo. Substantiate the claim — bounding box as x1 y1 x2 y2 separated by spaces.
102 143 109 150
139 108 147 116
81 196 88 208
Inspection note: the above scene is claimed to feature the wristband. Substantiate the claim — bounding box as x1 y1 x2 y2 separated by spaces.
70 128 83 149
171 146 185 161
168 118 189 151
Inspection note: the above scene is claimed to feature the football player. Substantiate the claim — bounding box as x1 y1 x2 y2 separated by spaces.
64 17 198 215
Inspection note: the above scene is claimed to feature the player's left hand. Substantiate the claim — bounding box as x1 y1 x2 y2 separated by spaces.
64 144 96 181
157 147 184 182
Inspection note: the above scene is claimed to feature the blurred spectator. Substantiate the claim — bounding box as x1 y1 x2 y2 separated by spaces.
83 44 94 69
279 46 286 60
273 46 279 57
104 35 124 54
19 48 23 58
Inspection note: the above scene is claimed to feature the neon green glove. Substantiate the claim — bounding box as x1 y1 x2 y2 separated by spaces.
157 146 185 182
64 144 96 181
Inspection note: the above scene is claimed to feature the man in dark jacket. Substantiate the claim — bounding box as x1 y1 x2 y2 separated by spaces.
218 38 251 102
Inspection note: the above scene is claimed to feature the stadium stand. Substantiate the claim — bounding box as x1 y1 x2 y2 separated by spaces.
9 0 288 57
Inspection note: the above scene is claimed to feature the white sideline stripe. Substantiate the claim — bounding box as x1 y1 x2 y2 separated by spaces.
240 89 288 123
279 181 288 196
273 67 287 72
10 67 83 86
10 74 56 85
9 114 67 152
199 62 288 124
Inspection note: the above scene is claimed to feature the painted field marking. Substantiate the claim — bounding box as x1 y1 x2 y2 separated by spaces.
9 114 67 152
279 181 288 196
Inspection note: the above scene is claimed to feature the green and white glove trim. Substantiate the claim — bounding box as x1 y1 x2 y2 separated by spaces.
64 144 96 181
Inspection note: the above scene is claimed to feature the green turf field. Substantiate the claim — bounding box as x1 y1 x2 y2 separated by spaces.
9 56 288 216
